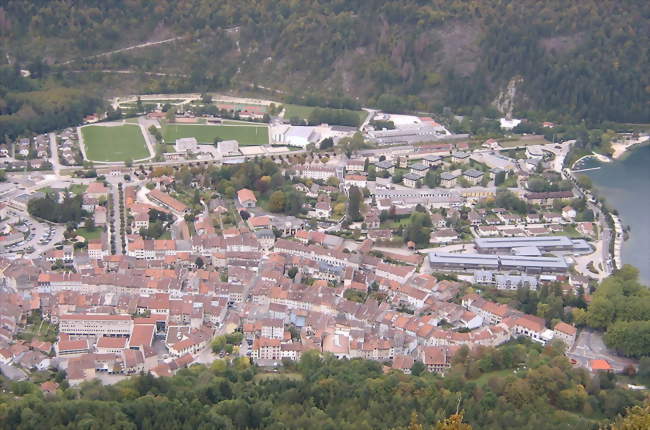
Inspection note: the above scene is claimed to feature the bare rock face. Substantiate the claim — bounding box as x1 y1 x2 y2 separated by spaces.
493 76 524 119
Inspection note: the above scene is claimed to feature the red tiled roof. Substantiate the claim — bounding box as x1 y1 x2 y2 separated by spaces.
590 359 612 371
237 188 257 203
96 336 127 349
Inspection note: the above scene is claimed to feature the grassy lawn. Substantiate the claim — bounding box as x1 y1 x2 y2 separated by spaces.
283 104 367 123
81 124 150 162
159 231 172 240
75 227 102 241
69 184 87 195
284 104 317 120
162 124 269 146
499 135 551 148
548 225 584 238
380 217 411 229
17 312 58 343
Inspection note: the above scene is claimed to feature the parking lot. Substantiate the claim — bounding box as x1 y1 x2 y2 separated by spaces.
1 209 64 257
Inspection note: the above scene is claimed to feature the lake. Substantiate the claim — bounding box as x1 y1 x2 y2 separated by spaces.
576 144 650 284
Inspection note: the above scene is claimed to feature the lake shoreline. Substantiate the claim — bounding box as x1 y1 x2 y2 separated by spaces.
584 144 650 284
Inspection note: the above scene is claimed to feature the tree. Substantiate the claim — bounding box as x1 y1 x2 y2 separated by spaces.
165 108 176 122
195 257 204 268
85 217 96 232
577 174 593 190
211 336 226 353
367 165 376 181
434 412 473 430
347 186 362 221
320 137 334 150
494 170 506 186
410 361 426 376
284 190 304 216
404 210 432 246
268 191 286 213
201 93 213 104
610 404 650 430
326 177 340 187
287 267 298 279
425 170 440 188
637 357 650 385
604 321 650 358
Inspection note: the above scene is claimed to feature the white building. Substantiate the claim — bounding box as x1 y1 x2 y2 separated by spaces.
499 118 522 130
59 314 133 336
175 137 199 153
218 139 239 156
279 126 320 148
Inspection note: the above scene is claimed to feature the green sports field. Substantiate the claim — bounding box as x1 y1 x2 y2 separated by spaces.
283 104 368 123
81 125 150 162
162 124 269 146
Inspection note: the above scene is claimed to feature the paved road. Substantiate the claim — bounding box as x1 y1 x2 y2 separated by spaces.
62 36 186 65
568 330 636 373
360 109 378 129
563 168 614 277
48 132 62 176
110 184 124 255
137 118 156 161
598 211 612 273
77 126 89 162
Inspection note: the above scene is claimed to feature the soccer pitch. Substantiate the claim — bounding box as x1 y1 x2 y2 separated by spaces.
81 124 150 162
283 104 368 123
162 124 269 146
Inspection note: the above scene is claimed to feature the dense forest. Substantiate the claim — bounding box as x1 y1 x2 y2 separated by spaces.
0 0 647 140
0 66 103 140
0 344 648 430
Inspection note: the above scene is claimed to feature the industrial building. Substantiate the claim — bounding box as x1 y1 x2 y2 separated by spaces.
474 236 575 254
428 252 568 274
367 124 448 146
372 188 463 208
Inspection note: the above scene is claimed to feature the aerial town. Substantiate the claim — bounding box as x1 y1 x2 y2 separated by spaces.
0 93 641 386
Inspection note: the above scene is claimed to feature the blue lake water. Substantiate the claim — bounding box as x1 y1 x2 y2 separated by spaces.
577 145 650 284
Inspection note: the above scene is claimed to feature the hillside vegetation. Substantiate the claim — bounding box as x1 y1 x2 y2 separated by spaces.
1 0 648 130
0 344 646 430
575 266 650 358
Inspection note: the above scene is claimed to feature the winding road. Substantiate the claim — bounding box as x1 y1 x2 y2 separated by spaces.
61 36 186 65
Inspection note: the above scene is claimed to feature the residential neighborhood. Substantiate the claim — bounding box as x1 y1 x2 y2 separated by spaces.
0 93 642 389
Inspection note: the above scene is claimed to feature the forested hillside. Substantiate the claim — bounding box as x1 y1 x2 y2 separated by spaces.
0 344 647 430
1 0 648 127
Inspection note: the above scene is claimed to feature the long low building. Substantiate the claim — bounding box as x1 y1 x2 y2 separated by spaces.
367 125 449 146
147 189 189 215
474 236 575 254
428 252 568 274
372 188 463 208
59 314 134 336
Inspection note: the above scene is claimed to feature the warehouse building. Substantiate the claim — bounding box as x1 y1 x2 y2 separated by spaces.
428 252 568 274
474 236 575 254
